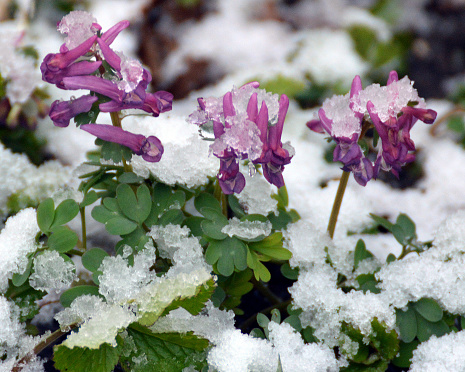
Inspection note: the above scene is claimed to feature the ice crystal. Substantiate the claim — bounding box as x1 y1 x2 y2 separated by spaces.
57 11 99 50
29 250 76 293
0 208 40 292
221 217 272 240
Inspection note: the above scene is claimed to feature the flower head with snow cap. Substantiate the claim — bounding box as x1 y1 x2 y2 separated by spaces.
307 71 437 185
41 11 174 163
188 82 294 194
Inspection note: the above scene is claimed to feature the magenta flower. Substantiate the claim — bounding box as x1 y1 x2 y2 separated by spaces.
80 124 163 162
188 82 294 194
49 95 98 127
307 71 437 185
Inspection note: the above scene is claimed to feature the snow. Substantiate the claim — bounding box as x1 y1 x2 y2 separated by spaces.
237 171 278 216
0 208 39 293
410 331 465 372
221 217 272 240
29 250 76 294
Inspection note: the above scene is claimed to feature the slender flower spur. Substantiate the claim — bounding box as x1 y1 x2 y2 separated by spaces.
41 11 174 163
307 71 437 185
188 82 294 194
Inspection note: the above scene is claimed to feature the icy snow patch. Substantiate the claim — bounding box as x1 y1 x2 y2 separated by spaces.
237 172 278 216
126 115 218 188
222 217 272 240
0 208 39 292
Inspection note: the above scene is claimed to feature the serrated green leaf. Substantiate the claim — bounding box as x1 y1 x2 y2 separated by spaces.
416 314 449 342
100 140 132 164
48 227 79 253
60 285 101 308
123 325 208 372
54 343 119 372
37 197 55 233
12 255 33 287
392 340 420 368
340 322 370 363
369 318 399 360
160 279 216 317
413 298 443 323
105 216 138 235
82 248 109 272
194 193 222 215
51 199 79 229
353 239 374 269
117 184 152 224
396 307 417 343
80 191 99 208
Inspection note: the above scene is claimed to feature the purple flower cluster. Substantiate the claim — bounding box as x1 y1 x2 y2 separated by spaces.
41 11 173 162
188 82 294 194
307 71 437 185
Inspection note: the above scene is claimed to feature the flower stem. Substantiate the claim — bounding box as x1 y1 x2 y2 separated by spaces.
327 170 350 239
110 111 132 173
214 179 228 217
80 206 87 250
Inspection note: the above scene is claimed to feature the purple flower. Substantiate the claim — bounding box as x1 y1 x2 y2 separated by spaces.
80 124 163 162
49 95 98 127
188 82 294 193
307 71 437 185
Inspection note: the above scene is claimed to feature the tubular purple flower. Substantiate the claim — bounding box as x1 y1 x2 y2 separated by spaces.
49 95 98 127
217 157 246 194
100 20 130 45
80 124 163 162
63 75 121 101
41 35 97 72
96 38 121 70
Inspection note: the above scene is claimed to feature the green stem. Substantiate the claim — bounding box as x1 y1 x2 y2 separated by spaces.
240 299 292 332
327 170 350 239
110 111 132 173
80 207 87 251
214 179 228 217
13 324 77 371
252 278 281 306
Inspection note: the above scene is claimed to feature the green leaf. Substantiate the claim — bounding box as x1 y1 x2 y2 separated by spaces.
37 197 55 233
6 281 44 322
194 193 222 214
206 238 248 276
392 340 420 368
160 279 216 317
340 322 370 363
386 254 396 263
280 262 299 280
416 313 449 342
82 248 109 272
201 218 228 240
118 172 144 184
12 255 33 287
80 191 100 208
228 195 245 218
248 233 290 260
91 205 119 224
105 216 138 235
347 25 378 60
256 313 270 328
247 250 271 282
353 239 374 269
99 140 133 164
48 227 79 253
117 184 152 224
369 213 394 232
158 209 185 226
396 307 417 343
356 273 380 294
51 199 80 228
268 210 293 231
60 285 101 308
412 298 443 323
369 318 399 360
122 325 209 372
391 224 407 245
396 213 417 240
182 217 205 238
54 343 119 372
283 314 302 332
